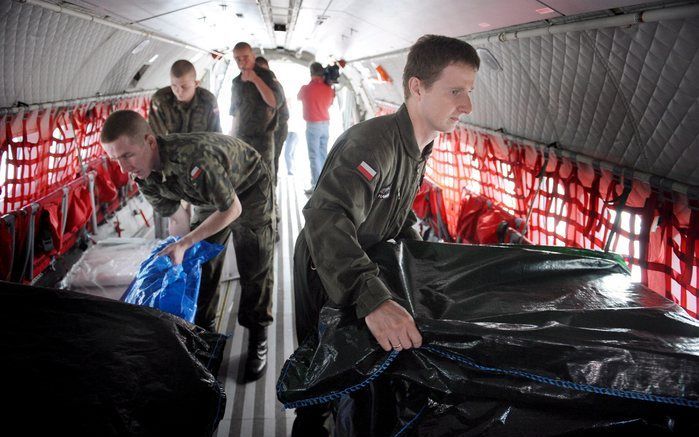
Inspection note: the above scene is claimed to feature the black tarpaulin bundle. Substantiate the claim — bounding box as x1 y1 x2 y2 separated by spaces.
277 241 699 436
0 280 227 437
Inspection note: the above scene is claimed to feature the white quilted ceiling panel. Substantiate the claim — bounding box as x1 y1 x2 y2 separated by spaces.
0 1 214 108
355 15 699 187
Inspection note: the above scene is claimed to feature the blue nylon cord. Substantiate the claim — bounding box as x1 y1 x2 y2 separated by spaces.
393 403 428 437
424 345 699 409
279 349 401 409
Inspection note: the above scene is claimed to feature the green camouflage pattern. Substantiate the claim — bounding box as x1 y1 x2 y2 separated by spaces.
148 86 221 136
136 132 275 329
137 132 273 229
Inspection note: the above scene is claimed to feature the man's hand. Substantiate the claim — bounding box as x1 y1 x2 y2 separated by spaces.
365 300 422 352
157 237 192 265
241 69 259 83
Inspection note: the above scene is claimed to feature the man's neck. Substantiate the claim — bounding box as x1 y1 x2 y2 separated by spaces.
152 139 163 172
406 99 437 152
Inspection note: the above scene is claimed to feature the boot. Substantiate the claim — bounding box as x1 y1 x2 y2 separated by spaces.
244 327 268 381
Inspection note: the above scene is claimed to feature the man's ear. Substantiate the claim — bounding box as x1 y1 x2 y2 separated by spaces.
195 79 201 87
408 76 422 99
145 133 157 150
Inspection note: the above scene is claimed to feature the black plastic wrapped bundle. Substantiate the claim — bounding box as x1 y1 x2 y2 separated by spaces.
277 241 699 436
1 281 227 437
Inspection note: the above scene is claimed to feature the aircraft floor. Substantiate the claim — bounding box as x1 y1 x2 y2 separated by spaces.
214 172 308 437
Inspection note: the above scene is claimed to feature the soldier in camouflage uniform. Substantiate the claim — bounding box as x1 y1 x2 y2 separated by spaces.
148 59 221 135
291 35 480 435
100 110 273 382
229 42 283 166
255 56 289 185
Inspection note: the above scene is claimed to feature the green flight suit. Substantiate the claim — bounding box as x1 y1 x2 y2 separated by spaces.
148 86 221 135
273 80 290 185
137 133 274 330
229 66 284 165
294 104 432 344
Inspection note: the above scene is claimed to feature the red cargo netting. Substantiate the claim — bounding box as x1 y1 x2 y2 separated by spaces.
0 94 150 282
376 104 698 318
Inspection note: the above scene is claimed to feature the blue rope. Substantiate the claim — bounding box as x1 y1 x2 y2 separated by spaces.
279 349 401 409
423 345 699 409
393 403 428 437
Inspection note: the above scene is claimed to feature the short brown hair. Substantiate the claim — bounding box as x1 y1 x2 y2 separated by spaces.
233 42 252 52
403 35 480 99
100 110 151 144
310 62 324 77
170 59 196 78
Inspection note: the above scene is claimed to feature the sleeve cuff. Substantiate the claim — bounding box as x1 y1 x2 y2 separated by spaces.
354 276 392 319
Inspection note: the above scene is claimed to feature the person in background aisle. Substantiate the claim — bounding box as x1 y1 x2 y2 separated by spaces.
255 56 289 241
284 131 299 175
297 62 335 195
147 59 222 239
148 59 221 135
229 42 283 167
290 34 480 436
254 56 289 187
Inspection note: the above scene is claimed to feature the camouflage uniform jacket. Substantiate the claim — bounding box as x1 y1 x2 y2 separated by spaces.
229 66 284 139
136 133 272 228
148 87 221 135
300 104 433 318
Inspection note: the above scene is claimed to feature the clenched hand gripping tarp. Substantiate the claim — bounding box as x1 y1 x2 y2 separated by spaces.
277 241 699 436
122 236 224 323
1 281 227 436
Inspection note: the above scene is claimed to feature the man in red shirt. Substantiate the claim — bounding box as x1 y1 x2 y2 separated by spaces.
297 62 335 193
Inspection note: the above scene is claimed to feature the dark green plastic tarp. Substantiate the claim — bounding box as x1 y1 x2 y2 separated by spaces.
277 241 699 436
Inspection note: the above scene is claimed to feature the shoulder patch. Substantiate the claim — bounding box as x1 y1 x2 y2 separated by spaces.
190 165 203 180
357 161 377 182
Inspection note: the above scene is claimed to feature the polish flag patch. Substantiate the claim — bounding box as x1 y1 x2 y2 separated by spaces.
190 165 203 180
357 161 377 181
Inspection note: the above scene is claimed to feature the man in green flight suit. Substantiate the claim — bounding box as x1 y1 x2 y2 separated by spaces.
291 34 480 435
229 42 284 166
255 55 289 187
100 110 274 381
148 59 221 135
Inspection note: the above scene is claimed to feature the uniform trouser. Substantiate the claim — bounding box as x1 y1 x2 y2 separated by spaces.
273 122 289 187
292 231 332 436
193 201 275 331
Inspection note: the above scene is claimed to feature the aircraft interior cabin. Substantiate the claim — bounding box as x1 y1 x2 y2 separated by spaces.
1 0 698 436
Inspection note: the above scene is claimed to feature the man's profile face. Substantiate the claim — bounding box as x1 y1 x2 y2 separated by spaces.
170 72 198 103
103 134 155 180
234 47 255 71
415 62 477 133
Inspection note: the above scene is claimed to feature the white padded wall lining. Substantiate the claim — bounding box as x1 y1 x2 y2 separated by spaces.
354 17 699 186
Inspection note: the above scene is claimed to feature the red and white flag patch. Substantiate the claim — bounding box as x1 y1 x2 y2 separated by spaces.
357 161 377 181
190 165 203 180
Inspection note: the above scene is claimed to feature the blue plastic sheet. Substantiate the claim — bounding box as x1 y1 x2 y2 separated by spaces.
122 236 224 323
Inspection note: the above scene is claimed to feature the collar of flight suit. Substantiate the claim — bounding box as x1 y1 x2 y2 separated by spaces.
395 103 434 161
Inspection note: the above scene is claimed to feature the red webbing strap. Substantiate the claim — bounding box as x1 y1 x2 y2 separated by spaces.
0 213 16 280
